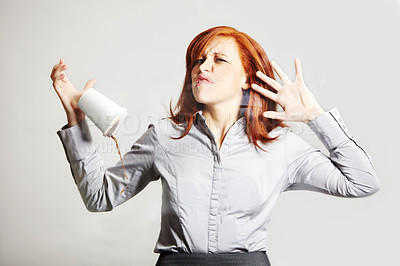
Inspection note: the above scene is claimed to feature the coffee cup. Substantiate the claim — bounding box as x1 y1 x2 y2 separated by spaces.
77 88 127 137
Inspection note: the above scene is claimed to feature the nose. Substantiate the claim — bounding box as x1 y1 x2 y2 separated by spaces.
199 56 213 72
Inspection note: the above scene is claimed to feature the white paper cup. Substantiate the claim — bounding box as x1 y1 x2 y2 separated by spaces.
77 88 127 137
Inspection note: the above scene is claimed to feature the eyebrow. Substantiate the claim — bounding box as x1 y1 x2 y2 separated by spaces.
214 52 229 58
201 51 229 58
213 52 228 57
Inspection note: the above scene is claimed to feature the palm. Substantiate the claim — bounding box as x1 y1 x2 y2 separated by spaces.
50 58 97 126
251 58 324 123
54 75 80 110
276 78 319 121
50 62 80 110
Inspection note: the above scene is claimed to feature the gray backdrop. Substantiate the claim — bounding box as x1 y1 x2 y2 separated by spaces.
1 0 398 265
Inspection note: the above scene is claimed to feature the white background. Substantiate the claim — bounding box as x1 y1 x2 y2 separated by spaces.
0 0 399 265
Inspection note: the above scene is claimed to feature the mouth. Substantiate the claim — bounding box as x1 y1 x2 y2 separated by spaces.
195 75 213 86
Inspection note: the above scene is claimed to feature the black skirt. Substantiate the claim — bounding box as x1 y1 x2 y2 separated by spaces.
155 250 271 266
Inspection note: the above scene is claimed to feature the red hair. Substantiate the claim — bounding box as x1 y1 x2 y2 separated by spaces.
168 26 287 152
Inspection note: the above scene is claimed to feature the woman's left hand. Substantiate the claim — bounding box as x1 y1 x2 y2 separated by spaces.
251 58 325 123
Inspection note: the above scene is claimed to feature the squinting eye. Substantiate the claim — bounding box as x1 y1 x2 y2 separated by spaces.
195 59 205 64
216 58 226 62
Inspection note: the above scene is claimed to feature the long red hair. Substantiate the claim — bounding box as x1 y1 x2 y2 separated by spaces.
168 26 286 152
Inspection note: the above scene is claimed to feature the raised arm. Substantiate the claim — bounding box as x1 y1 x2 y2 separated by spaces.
283 107 380 197
56 120 160 211
251 58 380 196
51 59 160 211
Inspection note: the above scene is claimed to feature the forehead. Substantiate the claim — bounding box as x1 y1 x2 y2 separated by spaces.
202 37 239 58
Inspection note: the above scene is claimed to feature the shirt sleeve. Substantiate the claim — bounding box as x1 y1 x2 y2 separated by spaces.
56 118 160 212
283 107 381 197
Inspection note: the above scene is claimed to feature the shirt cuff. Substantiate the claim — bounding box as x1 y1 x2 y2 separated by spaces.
56 119 96 162
306 107 353 151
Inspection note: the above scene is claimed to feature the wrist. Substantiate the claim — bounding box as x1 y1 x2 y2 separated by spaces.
305 106 325 123
66 109 85 128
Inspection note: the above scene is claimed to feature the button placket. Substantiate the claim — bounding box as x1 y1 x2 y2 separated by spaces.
208 151 221 253
197 113 243 252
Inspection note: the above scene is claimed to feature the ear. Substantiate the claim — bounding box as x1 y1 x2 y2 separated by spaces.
241 73 250 90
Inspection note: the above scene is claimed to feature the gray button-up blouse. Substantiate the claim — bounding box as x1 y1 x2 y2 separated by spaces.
56 107 380 254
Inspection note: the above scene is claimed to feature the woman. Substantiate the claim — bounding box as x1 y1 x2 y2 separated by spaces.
51 26 380 266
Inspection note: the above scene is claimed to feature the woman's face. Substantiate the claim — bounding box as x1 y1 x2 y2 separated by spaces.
191 37 248 109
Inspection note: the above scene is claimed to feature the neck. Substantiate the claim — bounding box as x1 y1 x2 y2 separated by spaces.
202 101 241 140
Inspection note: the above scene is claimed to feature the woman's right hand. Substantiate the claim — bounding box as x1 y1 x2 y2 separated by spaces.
50 58 97 127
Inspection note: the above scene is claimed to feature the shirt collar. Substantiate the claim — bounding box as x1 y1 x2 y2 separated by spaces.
194 109 206 123
193 109 246 128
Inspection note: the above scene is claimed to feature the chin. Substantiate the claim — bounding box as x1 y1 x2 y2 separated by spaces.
192 87 217 106
193 95 210 105
192 88 205 103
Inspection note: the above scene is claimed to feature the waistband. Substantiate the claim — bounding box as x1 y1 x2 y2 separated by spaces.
155 250 271 266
